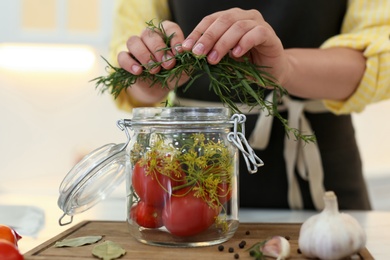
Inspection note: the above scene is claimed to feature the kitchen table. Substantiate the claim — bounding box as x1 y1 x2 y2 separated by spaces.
0 192 389 259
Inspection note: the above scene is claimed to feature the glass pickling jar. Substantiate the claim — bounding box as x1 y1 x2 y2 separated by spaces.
123 107 263 247
57 107 263 248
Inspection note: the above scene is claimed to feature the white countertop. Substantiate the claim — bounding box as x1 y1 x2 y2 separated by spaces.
1 192 389 259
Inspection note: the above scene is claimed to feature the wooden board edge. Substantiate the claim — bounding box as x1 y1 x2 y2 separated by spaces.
23 220 95 257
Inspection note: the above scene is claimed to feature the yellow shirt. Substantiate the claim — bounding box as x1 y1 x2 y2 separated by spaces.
109 0 390 114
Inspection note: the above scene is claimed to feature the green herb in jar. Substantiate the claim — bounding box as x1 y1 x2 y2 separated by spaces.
130 132 234 235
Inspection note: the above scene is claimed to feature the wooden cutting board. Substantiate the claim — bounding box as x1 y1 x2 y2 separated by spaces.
24 221 373 260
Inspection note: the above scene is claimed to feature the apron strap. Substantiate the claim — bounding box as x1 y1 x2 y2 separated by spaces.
249 93 327 210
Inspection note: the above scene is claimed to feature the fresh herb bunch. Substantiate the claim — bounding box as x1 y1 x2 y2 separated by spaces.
93 20 315 143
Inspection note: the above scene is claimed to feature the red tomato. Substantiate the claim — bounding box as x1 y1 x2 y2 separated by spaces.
132 159 185 207
130 201 163 229
0 239 23 260
162 190 219 237
0 225 21 247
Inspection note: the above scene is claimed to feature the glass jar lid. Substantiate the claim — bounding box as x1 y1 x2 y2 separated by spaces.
131 107 232 124
57 142 129 225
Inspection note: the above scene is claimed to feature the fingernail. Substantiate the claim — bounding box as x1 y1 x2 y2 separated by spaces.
145 60 159 73
131 64 141 74
192 43 205 55
146 60 155 69
182 39 194 50
208 50 218 63
162 54 174 66
174 44 183 54
232 45 242 56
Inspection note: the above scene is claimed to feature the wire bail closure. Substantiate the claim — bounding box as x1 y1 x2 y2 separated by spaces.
117 119 132 148
59 214 73 226
227 114 264 174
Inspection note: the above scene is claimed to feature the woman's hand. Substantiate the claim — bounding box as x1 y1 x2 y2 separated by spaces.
181 8 289 86
117 21 191 105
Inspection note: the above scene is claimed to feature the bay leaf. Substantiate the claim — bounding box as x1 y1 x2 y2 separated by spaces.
92 240 126 260
54 235 103 247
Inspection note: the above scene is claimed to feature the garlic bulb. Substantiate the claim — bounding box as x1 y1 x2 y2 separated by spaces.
298 191 366 260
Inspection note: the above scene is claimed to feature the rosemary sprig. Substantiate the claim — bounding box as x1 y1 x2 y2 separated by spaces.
92 20 315 143
247 240 267 259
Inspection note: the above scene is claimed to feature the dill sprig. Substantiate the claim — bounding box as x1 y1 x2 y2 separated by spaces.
92 20 315 143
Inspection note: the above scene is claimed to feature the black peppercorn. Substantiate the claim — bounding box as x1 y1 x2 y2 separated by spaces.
218 245 224 251
234 253 239 259
228 247 234 253
238 240 246 248
245 230 250 235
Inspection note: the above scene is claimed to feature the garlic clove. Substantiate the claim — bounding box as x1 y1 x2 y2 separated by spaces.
260 236 290 260
298 191 366 260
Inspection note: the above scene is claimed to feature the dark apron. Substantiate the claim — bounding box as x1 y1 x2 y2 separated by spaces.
168 0 372 210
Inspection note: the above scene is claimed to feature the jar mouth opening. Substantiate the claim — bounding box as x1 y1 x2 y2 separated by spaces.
131 107 231 122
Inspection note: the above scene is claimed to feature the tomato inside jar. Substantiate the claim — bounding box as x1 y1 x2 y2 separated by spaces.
126 107 241 247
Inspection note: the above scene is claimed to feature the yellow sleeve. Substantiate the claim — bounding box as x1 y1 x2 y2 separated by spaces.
320 0 390 114
109 0 170 111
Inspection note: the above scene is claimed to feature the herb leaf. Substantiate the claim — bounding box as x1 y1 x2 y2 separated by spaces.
92 240 126 260
247 240 267 259
54 235 102 247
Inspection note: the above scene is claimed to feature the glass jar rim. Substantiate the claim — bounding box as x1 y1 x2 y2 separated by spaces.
131 107 231 122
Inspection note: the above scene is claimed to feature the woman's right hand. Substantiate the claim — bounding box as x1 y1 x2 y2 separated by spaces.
117 21 190 105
